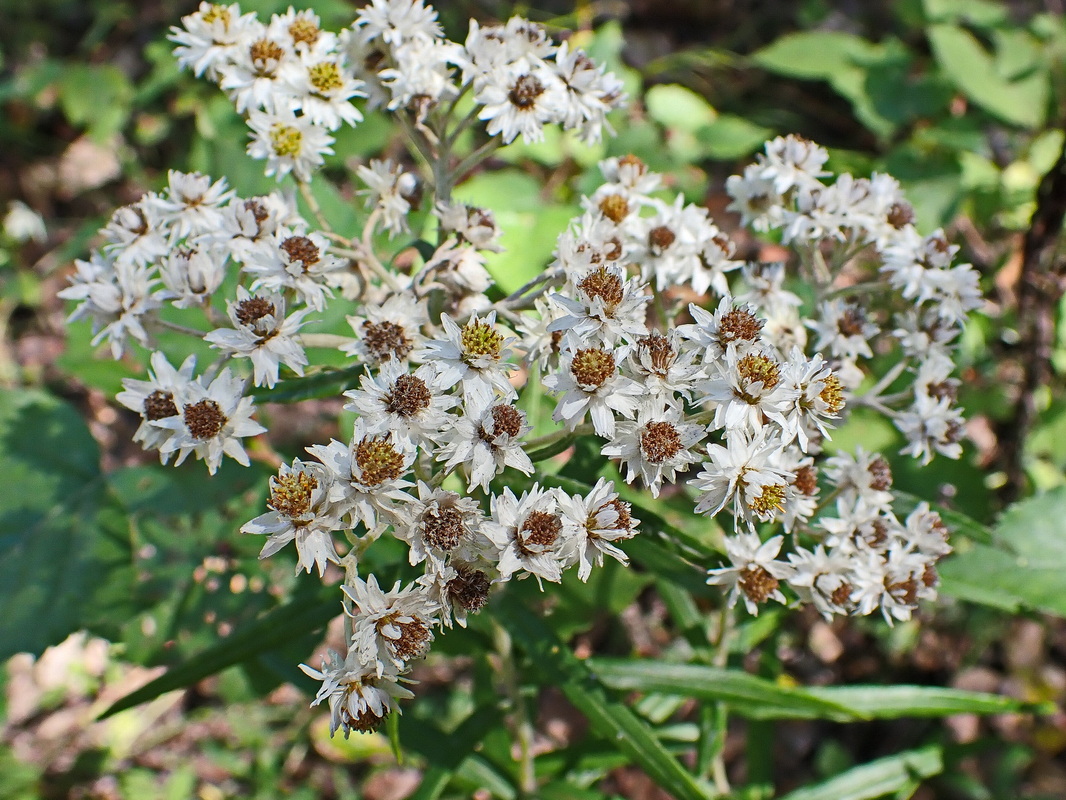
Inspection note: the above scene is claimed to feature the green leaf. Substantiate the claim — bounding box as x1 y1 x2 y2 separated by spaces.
696 114 774 160
938 487 1066 617
99 583 337 718
752 32 876 80
645 84 716 133
249 363 364 403
0 390 105 660
495 596 714 800
589 659 860 721
927 24 1048 128
778 746 943 800
807 685 1052 718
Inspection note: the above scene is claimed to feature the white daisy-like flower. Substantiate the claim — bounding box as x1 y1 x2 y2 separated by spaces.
356 159 420 237
725 163 785 233
241 459 342 576
220 192 306 262
736 262 802 316
342 575 440 675
155 367 267 475
378 36 461 111
416 311 518 409
100 201 171 268
116 351 199 459
699 346 796 435
557 478 639 581
267 6 337 57
475 63 566 144
436 201 503 252
807 299 878 362
219 33 296 113
393 481 488 568
625 331 703 408
300 649 414 737
58 252 161 359
435 401 534 493
343 294 428 365
203 287 311 388
706 532 794 615
689 428 794 525
242 228 346 311
602 405 704 498
247 108 335 183
156 244 229 309
822 447 894 511
552 40 625 144
356 0 442 47
542 344 643 438
343 360 456 449
776 350 845 450
149 170 233 239
785 545 855 620
282 53 366 130
516 296 567 372
678 297 765 364
756 134 831 194
895 393 964 464
547 264 649 347
416 562 493 629
306 427 414 532
484 485 574 587
169 2 262 81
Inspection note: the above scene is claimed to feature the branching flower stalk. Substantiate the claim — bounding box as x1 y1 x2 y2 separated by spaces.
63 0 981 773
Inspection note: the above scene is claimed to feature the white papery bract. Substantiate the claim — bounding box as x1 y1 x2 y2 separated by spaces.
342 575 439 675
485 485 575 586
247 108 336 182
300 649 413 738
116 351 199 459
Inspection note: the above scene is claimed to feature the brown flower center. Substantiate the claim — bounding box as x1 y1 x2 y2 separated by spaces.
144 390 178 421
384 374 431 417
235 296 276 326
830 582 853 606
819 373 845 413
640 421 683 464
886 202 914 229
384 615 432 661
737 353 780 391
183 399 226 439
648 225 676 252
354 436 405 485
570 348 615 389
460 320 503 360
490 404 523 438
793 465 819 496
280 235 321 268
288 17 320 46
739 565 779 605
637 333 675 376
447 568 491 612
268 470 318 518
250 38 285 74
868 456 892 491
578 267 625 312
508 73 544 109
837 306 868 337
421 505 466 551
886 576 918 605
362 320 412 362
599 194 630 223
718 308 764 348
519 510 561 552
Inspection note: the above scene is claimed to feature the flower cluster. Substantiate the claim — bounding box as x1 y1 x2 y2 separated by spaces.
63 0 982 738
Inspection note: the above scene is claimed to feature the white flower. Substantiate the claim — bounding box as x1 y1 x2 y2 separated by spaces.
169 2 261 81
219 33 296 113
543 344 642 438
356 0 442 47
547 264 649 347
155 367 267 475
484 485 574 586
241 459 342 576
267 7 338 57
625 331 703 408
602 406 704 498
678 297 764 364
307 428 414 532
3 200 46 243
786 545 854 620
436 201 503 252
220 192 305 261
435 401 534 493
58 252 161 359
116 351 199 458
100 201 170 268
282 53 366 130
552 40 625 144
757 134 830 194
776 350 845 450
204 287 311 388
342 575 439 675
300 649 414 737
416 312 518 409
706 532 794 615
689 429 793 525
356 159 420 237
808 299 878 362
557 478 638 581
156 244 229 308
698 346 796 435
343 294 428 365
895 393 964 464
243 228 345 311
822 447 894 511
476 63 566 144
393 482 488 568
343 360 456 449
247 108 335 183
416 562 493 629
378 37 460 111
150 170 233 239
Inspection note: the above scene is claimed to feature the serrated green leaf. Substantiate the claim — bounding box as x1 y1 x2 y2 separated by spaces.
495 596 713 800
99 584 337 718
0 390 105 660
778 746 942 800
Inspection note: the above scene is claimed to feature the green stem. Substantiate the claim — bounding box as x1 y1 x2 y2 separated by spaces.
493 620 537 796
